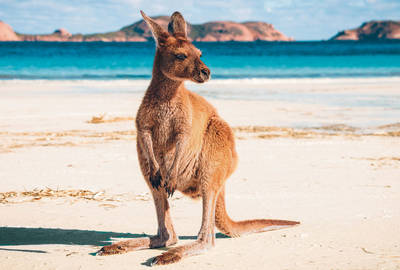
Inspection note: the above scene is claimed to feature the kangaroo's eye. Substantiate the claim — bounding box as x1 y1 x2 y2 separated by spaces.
175 54 187 60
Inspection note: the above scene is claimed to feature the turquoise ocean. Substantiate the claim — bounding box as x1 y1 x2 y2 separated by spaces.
1 41 400 80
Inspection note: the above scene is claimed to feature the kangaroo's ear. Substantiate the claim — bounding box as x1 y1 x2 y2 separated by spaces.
140 10 170 47
168 11 187 38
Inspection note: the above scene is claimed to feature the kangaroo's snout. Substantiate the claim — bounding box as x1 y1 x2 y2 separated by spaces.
200 67 210 82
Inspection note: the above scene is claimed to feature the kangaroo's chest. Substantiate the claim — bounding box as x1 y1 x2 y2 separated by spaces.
151 103 181 148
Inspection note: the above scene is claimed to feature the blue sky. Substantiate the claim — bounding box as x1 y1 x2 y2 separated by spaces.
0 0 399 40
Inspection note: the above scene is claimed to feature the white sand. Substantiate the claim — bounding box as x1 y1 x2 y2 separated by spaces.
0 79 399 269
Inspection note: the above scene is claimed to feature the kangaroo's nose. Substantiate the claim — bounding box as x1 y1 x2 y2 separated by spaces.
200 67 210 80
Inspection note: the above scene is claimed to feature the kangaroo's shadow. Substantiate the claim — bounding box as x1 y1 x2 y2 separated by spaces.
0 227 229 252
0 227 147 247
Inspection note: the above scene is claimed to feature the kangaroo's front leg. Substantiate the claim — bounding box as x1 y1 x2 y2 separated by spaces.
138 129 163 189
98 185 177 255
151 182 219 265
164 132 188 197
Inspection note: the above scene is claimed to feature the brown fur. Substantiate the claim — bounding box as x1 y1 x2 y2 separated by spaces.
97 11 299 265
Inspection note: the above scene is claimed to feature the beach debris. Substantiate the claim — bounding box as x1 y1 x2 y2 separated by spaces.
99 203 118 209
311 124 359 132
361 247 375 254
0 129 137 152
86 114 135 124
0 188 175 205
1 122 400 153
0 188 133 204
233 125 337 139
87 114 106 123
377 122 400 130
350 156 400 169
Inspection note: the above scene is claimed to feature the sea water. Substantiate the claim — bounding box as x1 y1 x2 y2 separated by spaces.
1 41 400 80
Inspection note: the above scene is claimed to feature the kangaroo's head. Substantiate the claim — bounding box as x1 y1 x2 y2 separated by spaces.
141 11 211 83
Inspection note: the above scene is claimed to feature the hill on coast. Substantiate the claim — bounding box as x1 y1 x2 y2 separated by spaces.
0 16 292 42
330 20 400 41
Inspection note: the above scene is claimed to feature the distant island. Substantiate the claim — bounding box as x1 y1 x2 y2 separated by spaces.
0 16 292 42
330 20 400 41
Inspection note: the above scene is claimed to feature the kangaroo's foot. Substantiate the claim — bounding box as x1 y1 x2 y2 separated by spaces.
97 238 150 256
151 248 183 266
150 239 212 266
97 235 177 256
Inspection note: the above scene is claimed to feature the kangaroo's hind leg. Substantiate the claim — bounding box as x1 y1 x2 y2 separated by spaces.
150 116 234 264
98 143 177 256
151 177 221 265
98 186 177 255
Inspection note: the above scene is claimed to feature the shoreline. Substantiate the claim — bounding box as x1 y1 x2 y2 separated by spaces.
1 76 400 84
2 39 400 43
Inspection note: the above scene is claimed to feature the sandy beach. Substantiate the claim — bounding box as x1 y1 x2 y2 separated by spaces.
1 78 400 269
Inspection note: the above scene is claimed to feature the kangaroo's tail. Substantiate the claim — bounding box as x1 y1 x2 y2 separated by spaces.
215 187 299 237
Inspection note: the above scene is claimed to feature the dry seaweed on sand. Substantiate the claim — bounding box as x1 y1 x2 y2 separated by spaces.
0 188 164 204
86 114 135 124
0 188 110 204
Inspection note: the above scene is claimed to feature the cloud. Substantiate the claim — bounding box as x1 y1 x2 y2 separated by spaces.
347 0 367 7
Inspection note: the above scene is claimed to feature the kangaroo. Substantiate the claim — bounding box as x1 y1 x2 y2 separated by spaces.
97 11 299 265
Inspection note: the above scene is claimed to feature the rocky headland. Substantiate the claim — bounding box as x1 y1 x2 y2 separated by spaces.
0 16 292 42
330 20 400 41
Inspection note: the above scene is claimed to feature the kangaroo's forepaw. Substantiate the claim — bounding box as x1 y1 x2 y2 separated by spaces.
151 250 182 266
97 243 128 256
164 180 176 197
150 170 162 189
